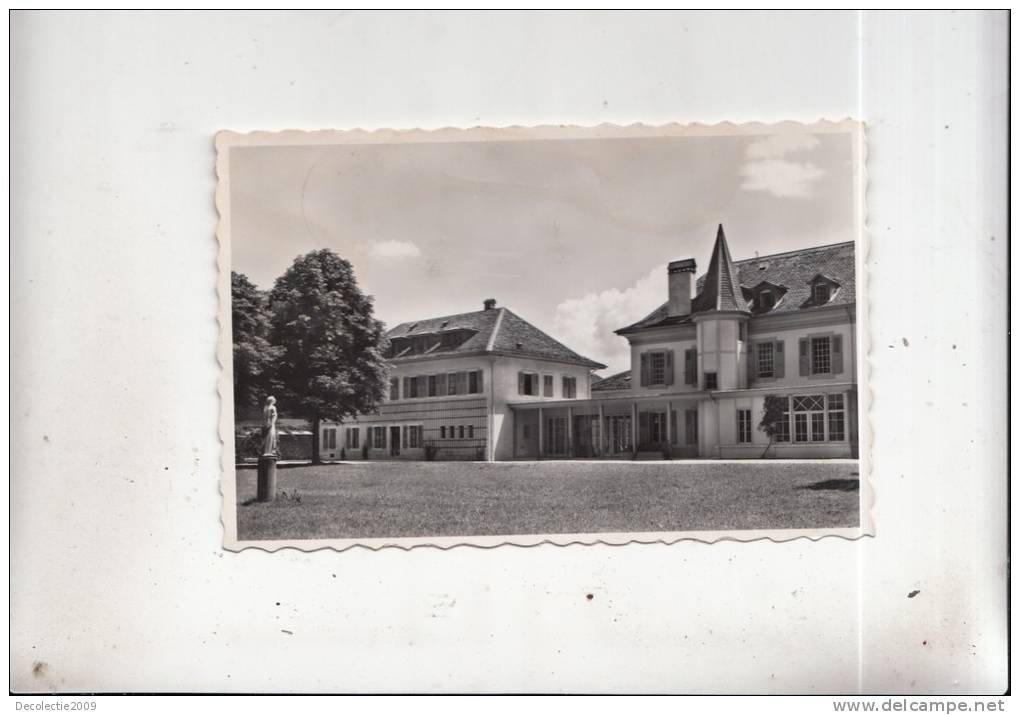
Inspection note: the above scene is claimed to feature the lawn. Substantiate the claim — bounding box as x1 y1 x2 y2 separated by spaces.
235 460 861 541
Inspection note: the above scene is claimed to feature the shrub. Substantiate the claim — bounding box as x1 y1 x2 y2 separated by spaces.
758 395 787 458
424 444 438 461
362 444 369 460
340 447 346 461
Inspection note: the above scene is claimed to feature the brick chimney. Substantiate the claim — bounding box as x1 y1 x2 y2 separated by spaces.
483 298 497 311
667 259 696 316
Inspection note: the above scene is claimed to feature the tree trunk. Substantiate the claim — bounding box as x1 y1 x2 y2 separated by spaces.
760 435 774 459
311 415 321 465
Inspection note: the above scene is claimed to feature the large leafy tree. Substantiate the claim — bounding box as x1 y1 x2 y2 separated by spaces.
231 271 279 419
268 249 388 463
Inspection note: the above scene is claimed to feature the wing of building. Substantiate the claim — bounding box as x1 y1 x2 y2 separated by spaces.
321 225 858 462
318 299 606 462
509 224 859 459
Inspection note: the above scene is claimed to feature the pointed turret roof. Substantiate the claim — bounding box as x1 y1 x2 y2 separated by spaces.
691 224 750 314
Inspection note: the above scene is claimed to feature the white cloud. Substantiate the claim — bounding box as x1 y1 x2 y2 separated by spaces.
740 159 826 199
741 133 825 198
552 264 665 377
368 240 422 259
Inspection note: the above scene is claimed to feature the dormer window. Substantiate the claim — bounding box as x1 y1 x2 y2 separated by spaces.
807 274 840 306
750 281 786 314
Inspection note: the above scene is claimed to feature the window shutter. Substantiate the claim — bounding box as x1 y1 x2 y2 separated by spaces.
832 335 843 374
402 426 408 449
775 340 785 378
685 348 697 385
799 338 810 376
437 373 447 396
747 343 756 382
476 369 484 393
402 377 411 398
639 411 650 445
518 372 525 395
459 372 468 394
640 353 649 386
665 349 674 386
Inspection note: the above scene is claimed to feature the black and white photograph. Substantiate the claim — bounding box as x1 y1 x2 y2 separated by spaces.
218 122 869 549
11 8 1008 699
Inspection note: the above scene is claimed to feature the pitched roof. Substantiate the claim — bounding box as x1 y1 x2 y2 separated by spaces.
691 224 750 314
616 237 856 334
386 306 606 369
592 370 633 392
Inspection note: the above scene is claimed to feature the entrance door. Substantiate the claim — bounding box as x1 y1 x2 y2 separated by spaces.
606 415 632 455
389 426 401 456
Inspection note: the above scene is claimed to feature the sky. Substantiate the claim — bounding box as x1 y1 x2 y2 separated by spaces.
230 130 856 376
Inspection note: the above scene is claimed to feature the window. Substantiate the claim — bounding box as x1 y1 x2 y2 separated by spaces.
543 375 553 397
737 409 752 443
828 393 846 441
468 370 482 394
794 413 808 442
389 378 399 401
468 425 474 439
345 427 360 449
519 371 539 396
812 282 830 303
447 372 469 395
440 426 446 439
641 350 674 387
523 424 530 439
458 425 465 439
774 401 790 443
800 334 842 376
684 348 697 385
756 342 775 378
404 376 420 398
428 375 438 397
648 412 667 444
562 376 577 398
649 352 666 385
449 425 456 439
324 428 337 450
704 372 718 390
759 290 775 310
407 425 422 448
372 426 385 448
780 394 845 443
811 336 831 374
793 395 825 443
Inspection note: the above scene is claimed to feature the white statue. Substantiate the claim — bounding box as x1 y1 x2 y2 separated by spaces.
261 396 279 457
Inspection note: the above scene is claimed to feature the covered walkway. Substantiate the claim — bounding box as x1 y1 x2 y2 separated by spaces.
509 393 704 460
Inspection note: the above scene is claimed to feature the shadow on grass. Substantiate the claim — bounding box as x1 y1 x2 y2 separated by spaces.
801 479 859 492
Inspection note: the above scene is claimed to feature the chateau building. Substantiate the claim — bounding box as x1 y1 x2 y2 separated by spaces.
320 225 858 461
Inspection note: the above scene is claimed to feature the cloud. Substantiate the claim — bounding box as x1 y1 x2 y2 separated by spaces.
741 133 825 198
741 159 826 198
551 264 665 376
368 240 422 259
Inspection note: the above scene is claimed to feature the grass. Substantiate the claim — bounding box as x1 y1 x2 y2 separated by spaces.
235 460 861 541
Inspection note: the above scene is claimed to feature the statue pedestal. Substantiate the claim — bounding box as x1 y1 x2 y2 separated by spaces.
256 455 278 502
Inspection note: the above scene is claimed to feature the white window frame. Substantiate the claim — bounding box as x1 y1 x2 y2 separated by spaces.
737 409 752 443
